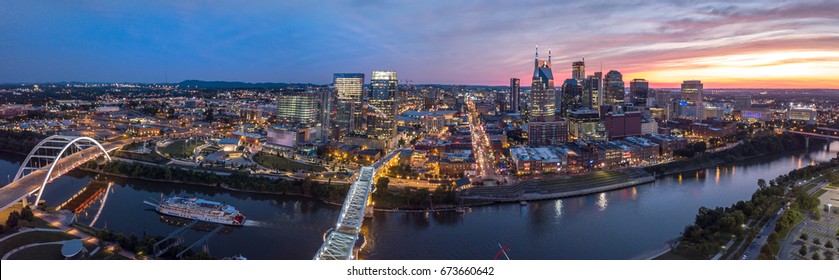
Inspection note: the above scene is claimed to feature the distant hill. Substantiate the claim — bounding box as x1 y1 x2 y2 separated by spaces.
177 80 320 89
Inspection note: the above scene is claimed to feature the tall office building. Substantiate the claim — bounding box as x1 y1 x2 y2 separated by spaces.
333 73 365 136
584 72 602 110
560 78 583 117
319 88 332 142
572 60 585 81
629 78 649 107
679 80 704 120
655 90 674 108
568 109 600 141
530 47 556 118
510 78 520 113
527 119 568 146
277 91 318 125
498 90 507 112
367 71 399 140
604 70 625 106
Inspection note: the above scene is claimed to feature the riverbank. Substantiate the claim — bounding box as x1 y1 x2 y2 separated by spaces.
78 166 352 205
462 168 655 202
644 134 810 177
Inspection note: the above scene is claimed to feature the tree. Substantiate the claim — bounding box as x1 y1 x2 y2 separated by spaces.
812 252 821 260
5 211 19 229
826 240 834 249
20 205 34 221
814 238 821 245
375 177 390 193
709 138 721 148
692 142 707 154
799 245 808 256
800 233 808 241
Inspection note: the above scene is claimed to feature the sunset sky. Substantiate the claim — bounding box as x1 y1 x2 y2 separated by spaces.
1 0 837 88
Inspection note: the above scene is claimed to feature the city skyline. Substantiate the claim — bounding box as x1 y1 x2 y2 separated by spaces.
1 1 838 88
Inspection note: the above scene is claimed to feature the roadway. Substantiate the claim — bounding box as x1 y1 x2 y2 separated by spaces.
0 139 131 210
465 97 498 181
741 175 829 260
742 210 782 260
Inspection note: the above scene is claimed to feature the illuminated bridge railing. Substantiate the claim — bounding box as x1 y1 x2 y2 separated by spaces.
313 150 401 260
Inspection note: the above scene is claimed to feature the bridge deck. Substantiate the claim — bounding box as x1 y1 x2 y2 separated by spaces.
314 149 402 260
0 141 127 210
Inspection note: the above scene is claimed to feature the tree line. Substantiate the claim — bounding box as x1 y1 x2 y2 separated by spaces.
672 154 838 259
0 130 47 154
87 160 350 204
646 134 805 175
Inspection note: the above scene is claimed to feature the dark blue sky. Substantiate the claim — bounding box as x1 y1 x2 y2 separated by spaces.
2 1 837 87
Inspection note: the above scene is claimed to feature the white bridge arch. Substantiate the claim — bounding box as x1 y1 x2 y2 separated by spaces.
13 135 112 205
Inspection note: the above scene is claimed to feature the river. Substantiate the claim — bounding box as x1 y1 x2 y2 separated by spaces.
0 140 836 259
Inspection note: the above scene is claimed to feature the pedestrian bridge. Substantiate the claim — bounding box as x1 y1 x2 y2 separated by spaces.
0 135 126 210
313 149 401 260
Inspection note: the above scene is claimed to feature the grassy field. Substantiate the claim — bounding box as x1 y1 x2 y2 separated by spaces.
0 231 77 256
466 169 650 197
813 189 828 198
253 152 326 172
113 150 171 164
6 244 64 260
158 139 204 159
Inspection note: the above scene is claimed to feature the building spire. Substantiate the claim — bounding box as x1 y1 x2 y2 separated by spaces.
548 48 552 63
535 45 538 60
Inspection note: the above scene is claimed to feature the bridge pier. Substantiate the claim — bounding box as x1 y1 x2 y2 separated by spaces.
364 204 374 219
805 137 810 150
21 197 28 208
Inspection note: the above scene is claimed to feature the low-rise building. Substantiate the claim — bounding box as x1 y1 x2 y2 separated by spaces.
643 133 688 157
509 147 562 174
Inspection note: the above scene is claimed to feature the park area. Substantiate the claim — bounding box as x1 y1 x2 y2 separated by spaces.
253 152 326 172
157 139 205 159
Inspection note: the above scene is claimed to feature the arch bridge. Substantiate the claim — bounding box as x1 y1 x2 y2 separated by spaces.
0 135 123 210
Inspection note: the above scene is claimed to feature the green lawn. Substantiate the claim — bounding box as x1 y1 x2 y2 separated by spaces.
813 189 827 198
6 244 65 260
158 139 204 159
253 152 326 172
114 150 171 164
0 231 76 256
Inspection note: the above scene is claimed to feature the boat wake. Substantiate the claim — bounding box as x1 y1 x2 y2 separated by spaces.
243 220 263 227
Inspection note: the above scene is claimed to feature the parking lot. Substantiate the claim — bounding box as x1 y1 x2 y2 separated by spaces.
779 187 839 260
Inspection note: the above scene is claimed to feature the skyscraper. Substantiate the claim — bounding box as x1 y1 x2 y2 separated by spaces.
498 89 507 112
604 70 625 106
560 78 583 117
510 78 520 113
367 71 399 140
319 88 332 142
333 73 365 136
629 78 649 107
680 80 704 120
277 91 318 125
572 59 585 81
584 71 602 110
530 47 556 118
